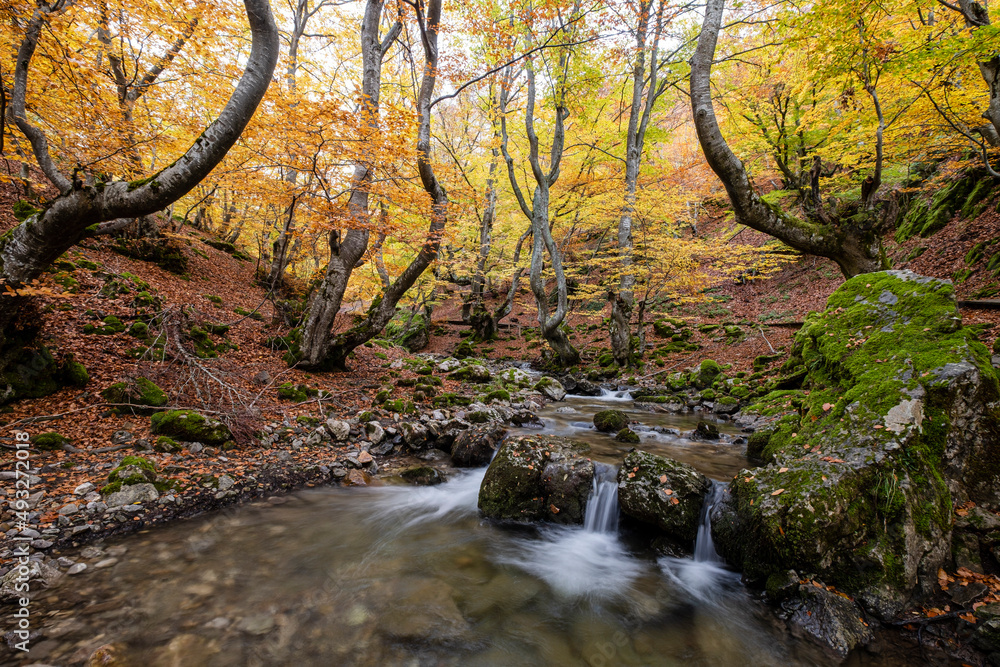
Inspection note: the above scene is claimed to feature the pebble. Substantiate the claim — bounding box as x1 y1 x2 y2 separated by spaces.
59 503 79 515
31 540 53 549
94 558 118 569
19 528 41 539
74 482 96 496
67 563 87 575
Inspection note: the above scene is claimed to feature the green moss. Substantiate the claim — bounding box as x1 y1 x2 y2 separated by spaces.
432 393 473 408
484 388 511 403
594 409 629 433
101 377 168 412
128 321 149 338
13 200 40 222
615 427 640 444
150 410 233 446
29 432 70 451
60 354 89 387
467 410 491 424
154 435 181 453
204 294 223 305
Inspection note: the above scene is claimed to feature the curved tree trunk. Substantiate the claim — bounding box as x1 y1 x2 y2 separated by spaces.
0 0 278 395
297 0 446 370
297 0 400 367
690 0 885 278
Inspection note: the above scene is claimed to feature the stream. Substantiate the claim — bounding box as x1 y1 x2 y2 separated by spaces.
5 392 955 666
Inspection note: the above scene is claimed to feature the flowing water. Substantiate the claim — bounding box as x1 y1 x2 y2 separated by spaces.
7 392 955 666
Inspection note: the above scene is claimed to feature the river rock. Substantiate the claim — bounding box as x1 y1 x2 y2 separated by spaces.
497 367 533 388
573 379 603 397
106 483 159 508
364 421 385 444
713 270 1000 619
150 410 232 446
377 578 469 643
0 560 61 601
478 435 593 524
399 421 431 449
451 424 507 467
593 409 629 433
783 583 874 658
534 377 566 401
400 466 444 486
617 450 710 543
324 418 350 441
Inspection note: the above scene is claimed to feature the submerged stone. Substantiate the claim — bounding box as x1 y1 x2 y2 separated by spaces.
617 450 710 543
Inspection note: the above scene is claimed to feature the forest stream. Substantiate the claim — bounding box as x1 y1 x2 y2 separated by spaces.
6 393 959 666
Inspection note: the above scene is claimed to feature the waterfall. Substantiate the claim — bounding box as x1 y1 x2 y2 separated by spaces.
694 481 725 563
584 463 620 533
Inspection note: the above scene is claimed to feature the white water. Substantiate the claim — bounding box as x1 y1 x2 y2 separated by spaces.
583 462 620 533
566 387 633 401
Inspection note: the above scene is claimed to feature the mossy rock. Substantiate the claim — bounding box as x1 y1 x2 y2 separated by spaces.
617 450 710 543
483 389 511 403
101 377 168 413
432 393 473 408
150 409 233 446
154 436 181 453
454 339 476 359
597 352 616 368
84 316 126 336
593 409 629 433
450 365 492 383
30 432 70 451
615 427 640 444
1 341 62 406
691 359 722 389
128 321 149 339
60 354 89 387
713 270 1000 614
478 435 594 524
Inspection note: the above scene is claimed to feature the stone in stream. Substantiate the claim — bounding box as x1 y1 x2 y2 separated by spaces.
451 424 507 467
617 450 710 544
593 409 629 433
713 270 1000 628
782 583 874 659
478 435 593 524
399 466 444 486
533 376 566 401
377 578 469 643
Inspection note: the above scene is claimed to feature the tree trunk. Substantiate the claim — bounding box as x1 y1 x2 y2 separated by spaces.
690 0 885 278
298 0 444 370
1 0 278 381
297 0 400 367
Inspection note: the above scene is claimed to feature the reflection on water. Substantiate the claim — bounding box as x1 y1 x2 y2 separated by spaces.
13 393 943 666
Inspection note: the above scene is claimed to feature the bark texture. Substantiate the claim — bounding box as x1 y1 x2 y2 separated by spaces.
690 0 885 278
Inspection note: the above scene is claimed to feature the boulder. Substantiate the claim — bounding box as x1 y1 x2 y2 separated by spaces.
478 435 593 524
691 359 723 389
451 424 507 467
400 466 444 486
101 376 168 413
399 421 431 449
712 271 1000 618
572 378 603 396
324 418 351 441
533 376 566 401
782 583 874 658
150 410 232 446
497 367 533 388
364 421 385 444
593 409 629 433
450 364 492 383
617 450 710 543
106 482 159 507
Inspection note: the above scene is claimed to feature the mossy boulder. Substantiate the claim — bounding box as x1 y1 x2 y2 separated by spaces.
450 364 492 383
593 409 629 433
533 376 566 401
101 377 168 413
30 432 70 451
615 427 640 444
1 342 63 405
101 455 159 495
617 450 711 544
478 435 593 524
150 409 233 446
691 359 722 389
712 270 1000 618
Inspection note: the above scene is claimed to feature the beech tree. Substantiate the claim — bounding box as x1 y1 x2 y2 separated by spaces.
690 0 887 278
296 0 447 370
1 0 279 366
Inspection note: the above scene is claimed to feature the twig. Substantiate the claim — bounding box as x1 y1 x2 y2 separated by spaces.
759 326 776 353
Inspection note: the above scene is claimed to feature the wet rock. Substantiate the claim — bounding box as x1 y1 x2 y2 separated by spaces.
973 619 1000 654
534 376 566 401
400 466 444 486
951 581 989 606
235 613 275 635
573 379 604 397
85 644 127 667
324 419 350 442
593 409 629 433
0 560 61 600
782 584 874 658
378 578 469 643
714 270 1000 618
451 424 506 467
342 469 372 486
478 435 593 524
692 421 720 440
615 427 640 444
152 634 220 667
617 450 710 543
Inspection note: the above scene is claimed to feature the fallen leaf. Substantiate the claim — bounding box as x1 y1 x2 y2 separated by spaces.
670 497 679 505
822 403 833 411
778 467 788 473
659 474 667 483
771 488 785 496
665 489 673 495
